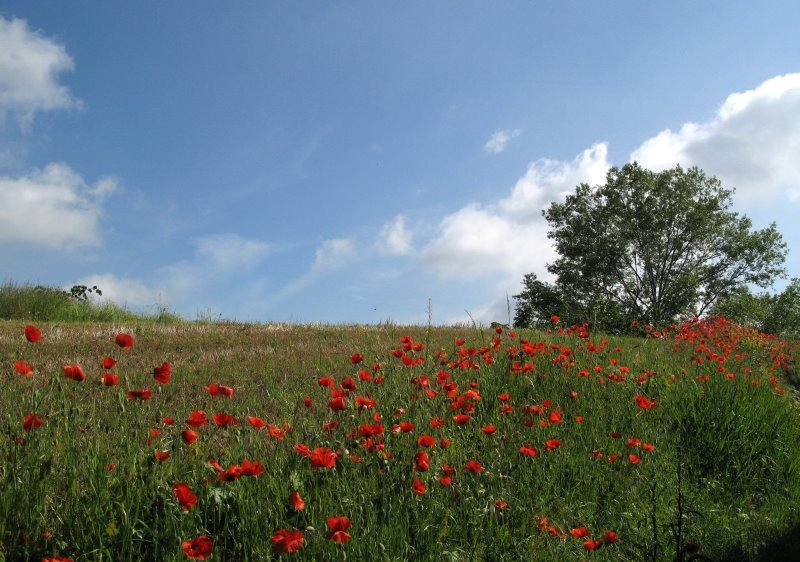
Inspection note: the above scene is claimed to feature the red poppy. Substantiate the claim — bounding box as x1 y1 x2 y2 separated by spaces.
24 324 42 342
162 417 175 425
465 460 483 474
101 373 119 386
603 530 619 544
102 356 117 369
241 458 264 476
303 396 313 407
247 416 267 429
417 434 436 447
114 333 134 348
23 412 44 432
42 557 73 562
182 535 213 560
153 362 171 384
520 445 539 458
453 414 471 425
212 413 237 427
181 429 199 445
154 450 170 461
354 395 376 410
415 450 430 472
272 528 304 554
127 388 152 401
642 442 656 451
570 527 589 538
350 352 364 364
173 482 197 510
289 490 305 511
550 315 560 323
326 515 352 543
628 454 642 465
545 439 562 451
634 395 656 410
440 438 451 449
494 499 508 509
309 447 337 469
318 376 335 388
412 477 427 495
63 364 85 382
186 410 208 428
329 396 347 412
206 384 234 398
482 425 497 435
583 539 603 550
14 360 33 376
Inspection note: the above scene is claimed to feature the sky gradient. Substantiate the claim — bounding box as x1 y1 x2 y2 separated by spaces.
1 2 799 324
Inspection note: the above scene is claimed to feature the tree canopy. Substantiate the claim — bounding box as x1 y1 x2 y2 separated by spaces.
514 163 787 331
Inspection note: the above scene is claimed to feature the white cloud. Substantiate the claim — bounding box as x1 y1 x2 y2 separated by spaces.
195 233 272 270
377 214 413 256
0 16 80 128
69 273 163 310
483 128 522 154
631 73 800 202
419 143 610 281
311 238 356 272
0 163 117 248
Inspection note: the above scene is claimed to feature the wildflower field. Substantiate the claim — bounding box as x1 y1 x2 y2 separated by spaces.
1 317 799 561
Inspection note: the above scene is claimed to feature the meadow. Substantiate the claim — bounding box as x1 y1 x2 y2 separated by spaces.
1 309 799 560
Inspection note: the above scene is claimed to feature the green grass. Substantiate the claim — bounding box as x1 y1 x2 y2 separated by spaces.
1 317 799 561
0 283 183 323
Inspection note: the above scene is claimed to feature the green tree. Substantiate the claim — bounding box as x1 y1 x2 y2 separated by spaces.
514 163 787 330
711 278 800 337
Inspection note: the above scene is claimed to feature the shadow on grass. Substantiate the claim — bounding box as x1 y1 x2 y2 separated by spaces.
707 523 800 562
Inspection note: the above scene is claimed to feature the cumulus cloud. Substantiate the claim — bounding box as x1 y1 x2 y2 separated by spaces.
311 238 356 272
377 215 413 256
631 73 800 202
0 16 80 128
195 233 273 270
483 128 522 154
419 143 610 281
69 273 164 310
0 163 117 248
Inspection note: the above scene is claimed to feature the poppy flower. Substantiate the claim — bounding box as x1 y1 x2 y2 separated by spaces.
154 450 170 461
520 445 539 458
289 490 305 511
206 384 234 398
628 454 642 465
415 450 430 472
102 356 117 369
309 447 337 469
482 425 497 435
642 442 656 451
465 460 483 474
603 530 619 544
417 434 436 447
114 333 134 348
173 482 197 510
544 439 561 451
440 438 451 449
294 443 311 457
583 539 603 550
326 515 352 543
212 413 236 427
329 396 347 412
494 499 508 509
350 352 364 364
634 395 656 410
182 535 213 560
101 373 119 386
181 429 198 445
127 388 152 401
63 364 85 382
14 360 33 376
303 396 313 408
24 324 42 342
412 477 427 495
247 416 267 429
42 557 73 562
241 459 264 476
453 414 471 425
570 527 589 538
153 362 171 384
23 412 44 432
186 410 207 428
318 376 335 388
271 528 304 554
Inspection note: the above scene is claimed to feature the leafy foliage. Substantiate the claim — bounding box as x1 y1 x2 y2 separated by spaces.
515 163 787 330
711 277 800 337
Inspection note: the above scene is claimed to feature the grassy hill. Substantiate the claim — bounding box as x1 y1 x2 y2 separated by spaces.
0 298 799 560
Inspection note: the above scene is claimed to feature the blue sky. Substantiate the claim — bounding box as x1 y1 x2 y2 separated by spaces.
1 2 799 324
